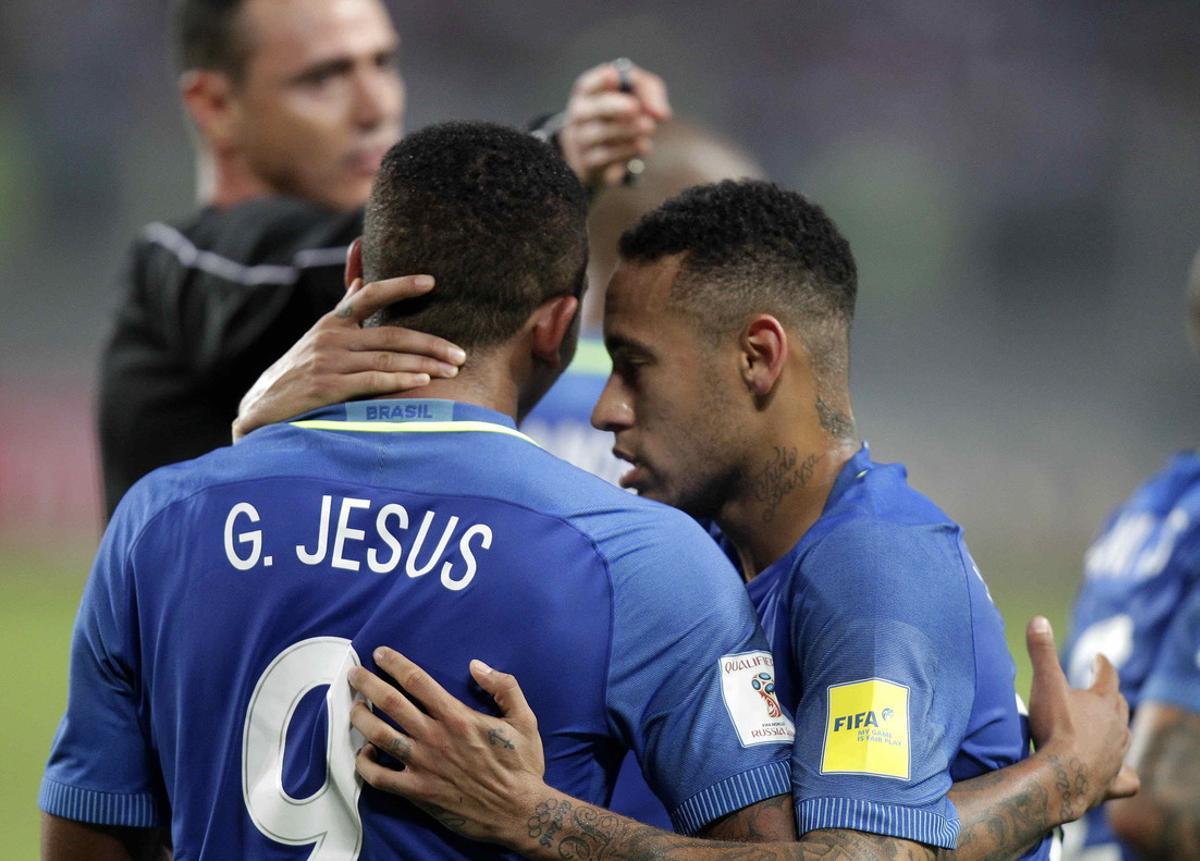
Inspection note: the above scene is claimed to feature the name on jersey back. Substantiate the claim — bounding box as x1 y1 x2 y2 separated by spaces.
222 495 493 592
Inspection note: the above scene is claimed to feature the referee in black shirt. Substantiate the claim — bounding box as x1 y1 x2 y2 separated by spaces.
99 0 670 518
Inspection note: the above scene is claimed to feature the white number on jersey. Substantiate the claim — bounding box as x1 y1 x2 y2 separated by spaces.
1084 508 1189 582
1067 614 1134 689
242 637 366 860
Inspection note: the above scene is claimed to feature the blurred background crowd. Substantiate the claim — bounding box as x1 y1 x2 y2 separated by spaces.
2 0 1199 851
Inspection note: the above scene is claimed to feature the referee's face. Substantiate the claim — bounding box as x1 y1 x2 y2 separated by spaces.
594 257 748 518
229 0 405 210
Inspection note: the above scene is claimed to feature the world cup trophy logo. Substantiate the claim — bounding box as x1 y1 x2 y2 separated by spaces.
750 672 782 718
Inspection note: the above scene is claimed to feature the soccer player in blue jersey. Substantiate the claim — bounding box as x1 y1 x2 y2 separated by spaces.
522 121 766 491
40 124 800 858
241 180 1138 859
1060 252 1200 861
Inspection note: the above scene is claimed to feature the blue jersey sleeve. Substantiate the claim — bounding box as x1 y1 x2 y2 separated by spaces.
788 521 974 849
39 497 167 827
1141 582 1200 713
602 507 793 835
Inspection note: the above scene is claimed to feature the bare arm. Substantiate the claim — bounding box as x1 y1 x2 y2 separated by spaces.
503 789 935 860
42 813 169 861
349 652 945 861
939 617 1138 861
348 621 1136 861
1107 702 1200 859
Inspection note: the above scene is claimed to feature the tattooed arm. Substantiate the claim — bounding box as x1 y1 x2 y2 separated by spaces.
516 791 937 860
1106 702 1200 860
939 617 1139 861
348 624 1135 861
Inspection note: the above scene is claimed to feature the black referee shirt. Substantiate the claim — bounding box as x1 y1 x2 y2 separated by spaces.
98 197 361 519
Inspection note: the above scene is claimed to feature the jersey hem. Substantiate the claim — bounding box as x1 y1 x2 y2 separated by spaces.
796 795 959 849
669 759 790 836
39 775 164 828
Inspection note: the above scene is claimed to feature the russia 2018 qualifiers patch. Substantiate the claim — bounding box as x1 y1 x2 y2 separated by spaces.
718 651 795 747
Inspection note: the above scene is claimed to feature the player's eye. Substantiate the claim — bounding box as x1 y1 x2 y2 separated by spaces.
613 357 643 385
374 50 399 71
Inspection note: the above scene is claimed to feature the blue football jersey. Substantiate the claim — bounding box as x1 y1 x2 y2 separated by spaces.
742 445 1049 855
40 399 791 859
521 335 625 485
1062 452 1200 861
526 335 676 829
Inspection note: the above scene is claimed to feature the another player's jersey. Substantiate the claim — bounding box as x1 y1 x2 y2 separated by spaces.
99 198 359 518
1062 451 1200 861
524 335 677 830
42 399 791 859
742 445 1049 856
521 334 625 485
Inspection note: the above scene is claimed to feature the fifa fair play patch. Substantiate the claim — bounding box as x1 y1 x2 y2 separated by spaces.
718 651 796 747
820 678 910 779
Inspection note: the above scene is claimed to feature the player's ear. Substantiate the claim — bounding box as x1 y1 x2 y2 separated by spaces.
344 238 364 289
180 70 240 151
739 315 788 397
530 294 580 370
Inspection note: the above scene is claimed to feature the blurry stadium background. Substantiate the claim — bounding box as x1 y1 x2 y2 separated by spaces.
2 1 1199 851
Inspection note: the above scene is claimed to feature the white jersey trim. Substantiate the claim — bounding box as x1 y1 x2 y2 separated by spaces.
142 222 347 287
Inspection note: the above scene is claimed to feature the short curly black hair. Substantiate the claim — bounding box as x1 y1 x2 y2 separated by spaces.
620 180 858 435
362 121 588 350
170 0 252 79
619 179 856 329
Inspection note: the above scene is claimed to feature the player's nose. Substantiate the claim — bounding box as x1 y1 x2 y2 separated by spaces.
592 376 633 432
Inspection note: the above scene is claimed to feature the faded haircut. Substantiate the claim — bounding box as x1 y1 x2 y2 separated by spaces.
619 179 858 437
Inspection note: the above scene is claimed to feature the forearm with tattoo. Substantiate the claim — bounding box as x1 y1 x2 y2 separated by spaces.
516 791 934 861
508 748 1113 861
509 748 1101 861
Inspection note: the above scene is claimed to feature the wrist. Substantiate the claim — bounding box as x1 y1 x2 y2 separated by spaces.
1028 742 1089 825
495 775 556 850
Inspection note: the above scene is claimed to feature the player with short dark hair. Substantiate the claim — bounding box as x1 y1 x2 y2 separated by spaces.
520 121 768 490
260 180 1137 860
98 0 671 518
1060 250 1200 861
42 122 796 859
360 123 588 353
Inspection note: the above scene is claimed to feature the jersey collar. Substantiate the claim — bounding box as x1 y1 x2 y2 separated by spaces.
288 398 537 445
823 442 874 512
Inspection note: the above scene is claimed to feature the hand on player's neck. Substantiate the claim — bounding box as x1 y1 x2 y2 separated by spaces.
377 349 522 423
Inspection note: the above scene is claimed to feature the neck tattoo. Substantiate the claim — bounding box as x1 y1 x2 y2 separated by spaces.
751 447 818 523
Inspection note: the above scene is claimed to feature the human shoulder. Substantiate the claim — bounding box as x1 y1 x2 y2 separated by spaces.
800 500 969 625
132 196 361 279
516 448 719 557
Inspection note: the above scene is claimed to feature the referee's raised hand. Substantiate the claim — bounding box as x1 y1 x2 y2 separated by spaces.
559 59 672 189
232 270 466 441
